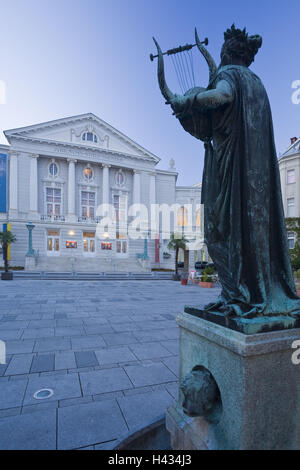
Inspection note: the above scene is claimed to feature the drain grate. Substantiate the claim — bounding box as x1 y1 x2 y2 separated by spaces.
33 388 54 400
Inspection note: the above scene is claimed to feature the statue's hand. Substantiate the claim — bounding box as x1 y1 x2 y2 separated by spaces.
168 94 190 118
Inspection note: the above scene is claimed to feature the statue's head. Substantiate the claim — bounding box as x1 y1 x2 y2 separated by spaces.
221 24 262 67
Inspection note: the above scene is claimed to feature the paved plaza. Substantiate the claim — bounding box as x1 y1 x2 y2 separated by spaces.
0 280 219 450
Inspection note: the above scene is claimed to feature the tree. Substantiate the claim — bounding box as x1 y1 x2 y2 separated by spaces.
167 232 189 278
286 218 300 270
0 231 16 273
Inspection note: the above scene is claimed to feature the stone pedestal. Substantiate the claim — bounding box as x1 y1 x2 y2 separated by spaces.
25 256 35 271
166 312 300 450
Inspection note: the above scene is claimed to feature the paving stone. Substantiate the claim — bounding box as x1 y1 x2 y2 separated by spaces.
0 379 28 409
0 362 9 377
0 321 29 330
94 347 137 365
165 382 179 400
56 319 84 327
57 400 128 450
0 330 23 340
128 342 173 360
55 351 76 370
133 330 167 342
160 340 179 355
59 396 93 408
117 390 174 430
22 401 59 414
23 373 81 406
5 354 33 376
0 410 56 450
55 327 85 337
123 386 152 396
0 407 21 418
31 354 55 373
22 328 55 339
94 440 117 450
102 332 138 346
34 338 71 352
5 340 35 355
75 351 99 368
71 336 106 350
124 363 177 387
54 313 67 319
162 356 179 377
92 391 124 402
84 325 115 335
80 368 133 396
28 320 56 328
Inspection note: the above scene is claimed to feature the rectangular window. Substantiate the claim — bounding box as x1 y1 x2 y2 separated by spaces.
47 230 60 253
287 169 296 185
287 198 295 217
113 194 127 237
46 188 61 217
83 231 95 253
81 191 95 219
288 232 295 250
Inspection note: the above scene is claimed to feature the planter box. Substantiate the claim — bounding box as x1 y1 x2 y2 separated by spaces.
199 281 214 288
1 272 13 281
181 279 188 286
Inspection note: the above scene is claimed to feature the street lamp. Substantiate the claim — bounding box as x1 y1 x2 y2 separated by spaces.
26 221 35 257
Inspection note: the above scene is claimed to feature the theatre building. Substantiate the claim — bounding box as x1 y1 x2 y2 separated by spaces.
0 113 206 272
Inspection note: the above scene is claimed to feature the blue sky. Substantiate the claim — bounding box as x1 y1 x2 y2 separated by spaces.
0 0 299 185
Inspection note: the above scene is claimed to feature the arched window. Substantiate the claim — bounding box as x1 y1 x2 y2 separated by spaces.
177 206 188 227
83 165 94 181
82 132 98 143
49 162 58 177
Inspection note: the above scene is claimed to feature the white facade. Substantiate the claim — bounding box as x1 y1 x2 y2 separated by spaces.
279 137 300 249
0 113 205 272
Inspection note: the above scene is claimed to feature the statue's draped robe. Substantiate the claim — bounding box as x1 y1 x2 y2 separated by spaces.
200 65 300 318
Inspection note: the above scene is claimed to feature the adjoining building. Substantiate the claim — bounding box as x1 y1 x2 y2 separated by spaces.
0 113 207 272
279 136 300 249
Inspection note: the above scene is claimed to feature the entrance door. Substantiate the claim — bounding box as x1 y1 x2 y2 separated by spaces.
47 230 60 255
116 239 127 257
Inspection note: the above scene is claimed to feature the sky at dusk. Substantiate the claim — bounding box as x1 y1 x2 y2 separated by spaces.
0 0 299 185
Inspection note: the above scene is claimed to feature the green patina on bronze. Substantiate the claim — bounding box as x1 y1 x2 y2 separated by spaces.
152 25 300 332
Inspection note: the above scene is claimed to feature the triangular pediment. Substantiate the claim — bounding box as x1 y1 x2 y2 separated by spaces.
4 113 160 162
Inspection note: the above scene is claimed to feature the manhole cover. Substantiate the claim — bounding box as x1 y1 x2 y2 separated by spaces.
33 389 54 400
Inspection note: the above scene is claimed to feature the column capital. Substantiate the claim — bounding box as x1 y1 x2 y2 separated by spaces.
102 163 111 169
133 169 141 175
67 158 77 164
30 153 39 159
8 151 19 158
148 171 156 177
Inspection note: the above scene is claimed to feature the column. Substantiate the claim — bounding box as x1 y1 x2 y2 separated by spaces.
149 172 157 238
149 172 156 207
29 154 39 219
9 152 18 217
67 159 77 222
102 164 110 205
133 170 141 205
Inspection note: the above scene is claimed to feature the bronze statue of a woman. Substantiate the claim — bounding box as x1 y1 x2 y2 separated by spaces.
153 25 300 324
